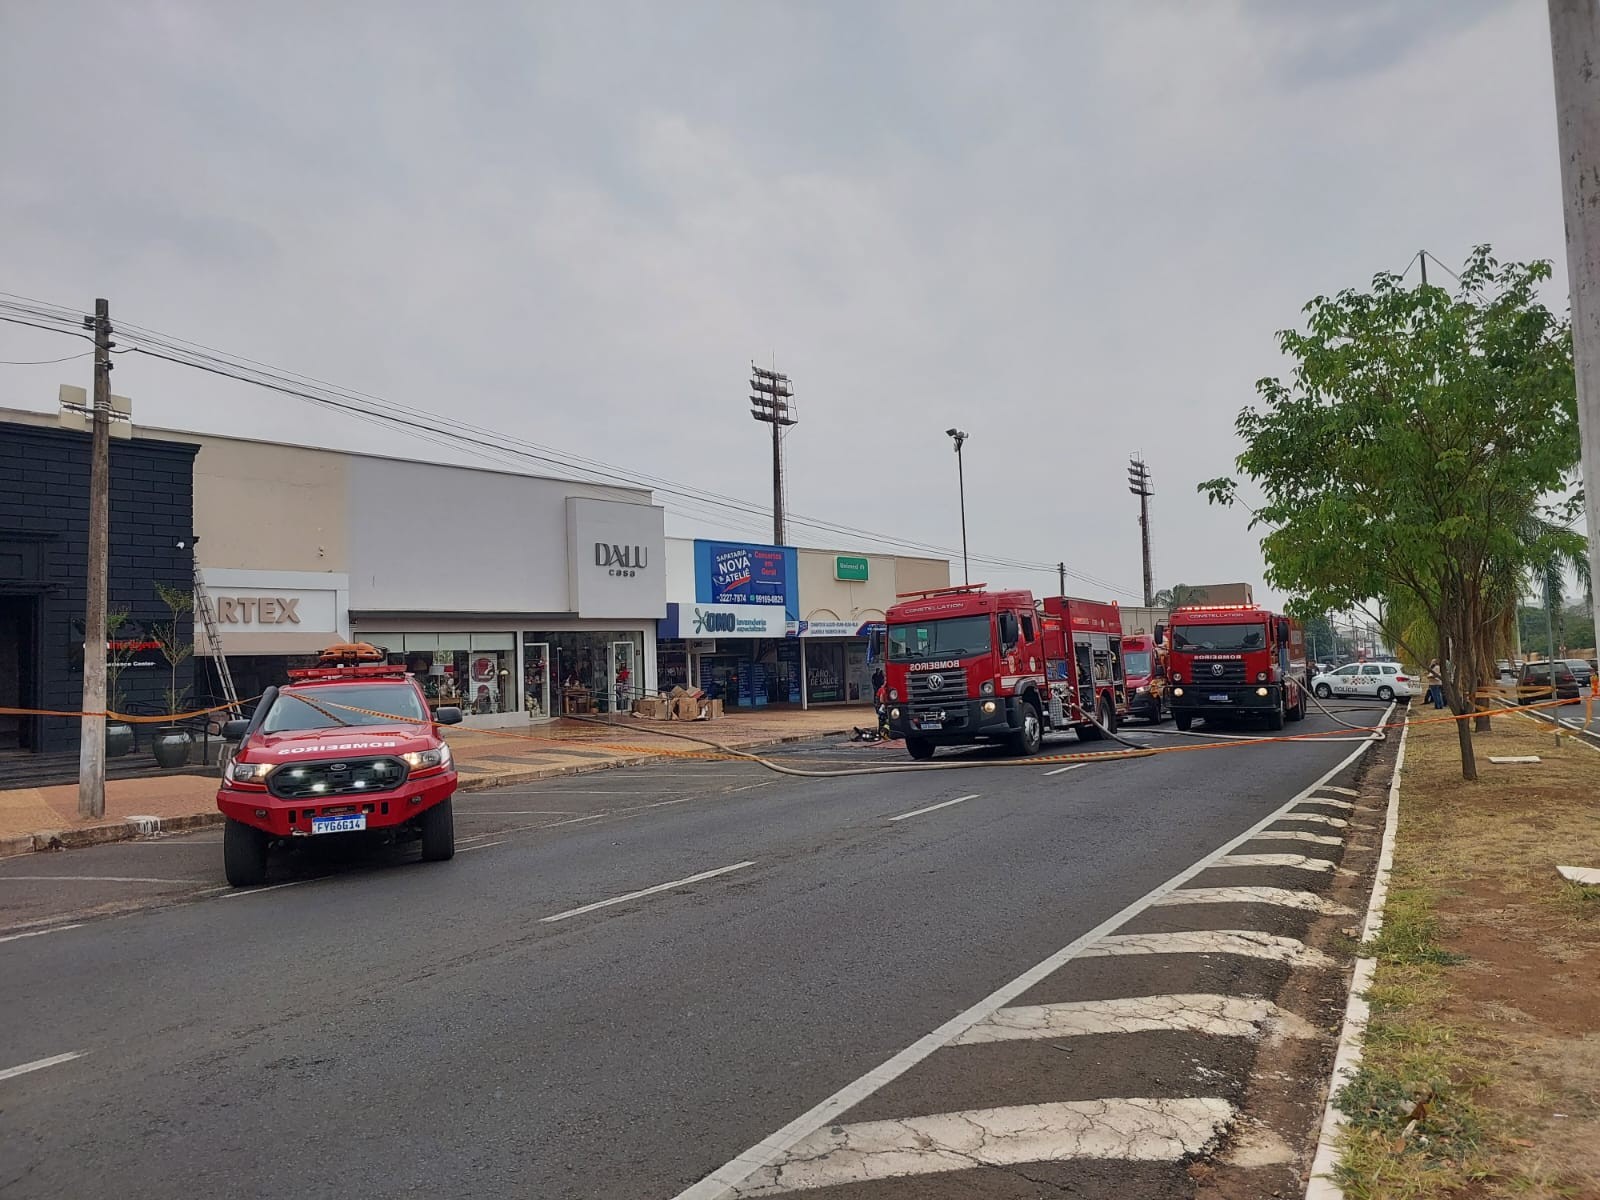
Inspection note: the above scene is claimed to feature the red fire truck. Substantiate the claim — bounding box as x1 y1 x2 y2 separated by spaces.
1166 604 1308 732
883 585 1128 760
1121 631 1168 722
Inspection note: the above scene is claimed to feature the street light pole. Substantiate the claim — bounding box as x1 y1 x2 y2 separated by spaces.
946 428 968 584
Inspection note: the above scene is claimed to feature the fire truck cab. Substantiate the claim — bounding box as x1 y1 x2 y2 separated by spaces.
883 585 1128 760
1166 604 1308 732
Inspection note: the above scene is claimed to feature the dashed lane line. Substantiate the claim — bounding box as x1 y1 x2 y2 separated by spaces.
539 860 756 924
0 1052 85 1083
217 879 316 900
1248 830 1344 847
729 1098 1236 1196
888 794 980 822
953 994 1319 1044
1214 852 1337 872
0 923 84 945
458 841 505 853
1043 764 1085 777
1077 930 1337 969
1152 886 1355 916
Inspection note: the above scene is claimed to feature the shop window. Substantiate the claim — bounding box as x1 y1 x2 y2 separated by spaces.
526 630 646 716
389 632 515 715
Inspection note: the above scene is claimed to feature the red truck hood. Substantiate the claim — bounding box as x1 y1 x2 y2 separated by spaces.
244 725 438 764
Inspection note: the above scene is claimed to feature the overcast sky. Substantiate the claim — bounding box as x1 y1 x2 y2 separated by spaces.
0 0 1567 605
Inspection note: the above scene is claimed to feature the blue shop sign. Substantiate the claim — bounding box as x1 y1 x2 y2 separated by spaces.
693 540 797 618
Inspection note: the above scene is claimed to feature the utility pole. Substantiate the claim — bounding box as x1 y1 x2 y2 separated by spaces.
78 298 112 819
749 363 796 545
1127 455 1154 607
1058 561 1066 598
946 428 969 584
1549 0 1600 697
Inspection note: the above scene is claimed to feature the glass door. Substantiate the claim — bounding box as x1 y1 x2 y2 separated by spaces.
525 642 551 719
610 640 637 713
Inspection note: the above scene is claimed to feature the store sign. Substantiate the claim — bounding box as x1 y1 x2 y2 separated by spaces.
660 602 788 639
197 570 349 653
694 540 796 614
834 555 870 582
568 498 667 619
796 619 882 638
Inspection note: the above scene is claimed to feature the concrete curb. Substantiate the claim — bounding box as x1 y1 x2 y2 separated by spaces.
0 727 854 860
1305 715 1409 1199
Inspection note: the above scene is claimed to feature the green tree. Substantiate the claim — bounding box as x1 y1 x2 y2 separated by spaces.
1202 247 1579 780
1151 584 1209 608
152 581 195 720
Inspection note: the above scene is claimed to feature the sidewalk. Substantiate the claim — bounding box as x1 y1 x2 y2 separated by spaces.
0 705 872 858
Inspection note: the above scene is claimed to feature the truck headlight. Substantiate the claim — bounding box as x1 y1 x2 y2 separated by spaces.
1172 687 1184 697
403 745 452 770
1170 671 1182 683
890 707 901 719
1256 671 1268 683
888 688 899 701
229 760 272 783
980 680 995 696
982 700 997 714
1256 687 1269 697
1135 686 1148 696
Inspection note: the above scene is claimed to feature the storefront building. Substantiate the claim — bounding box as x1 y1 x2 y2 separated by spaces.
0 411 198 755
658 538 949 707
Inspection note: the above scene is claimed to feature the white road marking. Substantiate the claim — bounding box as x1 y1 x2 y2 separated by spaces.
725 781 776 794
459 810 577 816
1043 764 1084 776
1215 853 1337 872
540 813 611 828
0 876 205 885
1276 813 1348 828
1153 886 1354 916
888 794 980 822
539 861 756 924
218 879 316 899
1320 785 1360 797
0 1052 85 1082
954 994 1318 1044
0 923 84 945
668 706 1394 1200
1079 930 1336 968
1303 797 1356 810
458 841 505 853
728 1098 1235 1195
1248 830 1343 847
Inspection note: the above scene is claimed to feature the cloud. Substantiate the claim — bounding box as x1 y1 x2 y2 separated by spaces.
0 0 1563 603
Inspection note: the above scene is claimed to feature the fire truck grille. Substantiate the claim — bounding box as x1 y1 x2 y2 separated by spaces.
1193 660 1247 685
908 668 968 704
268 756 408 800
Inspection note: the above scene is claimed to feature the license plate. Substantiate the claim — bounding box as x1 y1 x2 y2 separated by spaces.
1208 693 1232 703
916 719 943 731
310 814 366 835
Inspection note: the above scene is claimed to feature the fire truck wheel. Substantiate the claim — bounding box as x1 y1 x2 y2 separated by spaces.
1011 700 1043 755
223 819 269 888
1286 689 1307 722
1097 696 1118 735
420 796 456 862
1314 682 1333 699
1174 712 1192 732
1266 698 1286 731
906 737 936 761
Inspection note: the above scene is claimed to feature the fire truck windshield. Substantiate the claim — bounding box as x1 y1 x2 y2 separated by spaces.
1171 622 1267 653
1123 650 1152 677
888 616 992 661
262 683 428 732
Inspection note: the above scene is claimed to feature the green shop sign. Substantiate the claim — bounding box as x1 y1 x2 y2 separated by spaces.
834 555 869 582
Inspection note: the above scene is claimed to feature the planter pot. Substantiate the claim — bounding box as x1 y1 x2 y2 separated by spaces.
105 722 136 759
152 728 192 769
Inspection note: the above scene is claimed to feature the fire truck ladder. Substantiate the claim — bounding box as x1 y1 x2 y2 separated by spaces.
192 555 240 716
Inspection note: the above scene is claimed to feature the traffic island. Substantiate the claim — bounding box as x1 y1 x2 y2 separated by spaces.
1327 713 1600 1196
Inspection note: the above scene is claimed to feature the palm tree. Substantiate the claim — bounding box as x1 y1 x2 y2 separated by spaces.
1152 584 1209 608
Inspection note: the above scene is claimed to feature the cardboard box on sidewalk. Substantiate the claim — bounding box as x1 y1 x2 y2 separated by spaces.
632 696 670 719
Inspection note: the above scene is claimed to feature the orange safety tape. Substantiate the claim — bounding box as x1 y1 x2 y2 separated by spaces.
0 696 263 724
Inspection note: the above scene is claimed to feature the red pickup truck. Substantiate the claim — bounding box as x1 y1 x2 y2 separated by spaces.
216 644 462 887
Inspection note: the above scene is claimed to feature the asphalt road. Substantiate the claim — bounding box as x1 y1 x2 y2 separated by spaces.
0 705 1389 1199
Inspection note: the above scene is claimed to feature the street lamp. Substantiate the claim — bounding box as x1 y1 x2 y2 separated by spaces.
946 428 969 585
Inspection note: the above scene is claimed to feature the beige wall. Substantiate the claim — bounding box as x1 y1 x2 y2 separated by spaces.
797 549 949 623
186 436 350 572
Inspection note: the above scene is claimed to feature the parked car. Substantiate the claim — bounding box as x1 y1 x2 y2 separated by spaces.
1518 661 1580 704
1310 661 1419 702
1564 659 1594 691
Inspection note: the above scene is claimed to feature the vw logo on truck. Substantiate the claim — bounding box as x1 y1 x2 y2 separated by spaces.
926 673 946 691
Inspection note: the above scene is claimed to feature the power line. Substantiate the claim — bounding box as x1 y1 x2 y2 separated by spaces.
0 290 1142 596
0 350 93 365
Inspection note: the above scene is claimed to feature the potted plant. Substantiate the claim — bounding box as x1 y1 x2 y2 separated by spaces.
104 608 136 759
151 582 195 768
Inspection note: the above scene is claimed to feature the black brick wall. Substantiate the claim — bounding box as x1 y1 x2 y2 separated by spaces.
0 420 199 754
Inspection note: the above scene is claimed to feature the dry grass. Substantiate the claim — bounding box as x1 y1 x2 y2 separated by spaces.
1333 710 1600 1199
